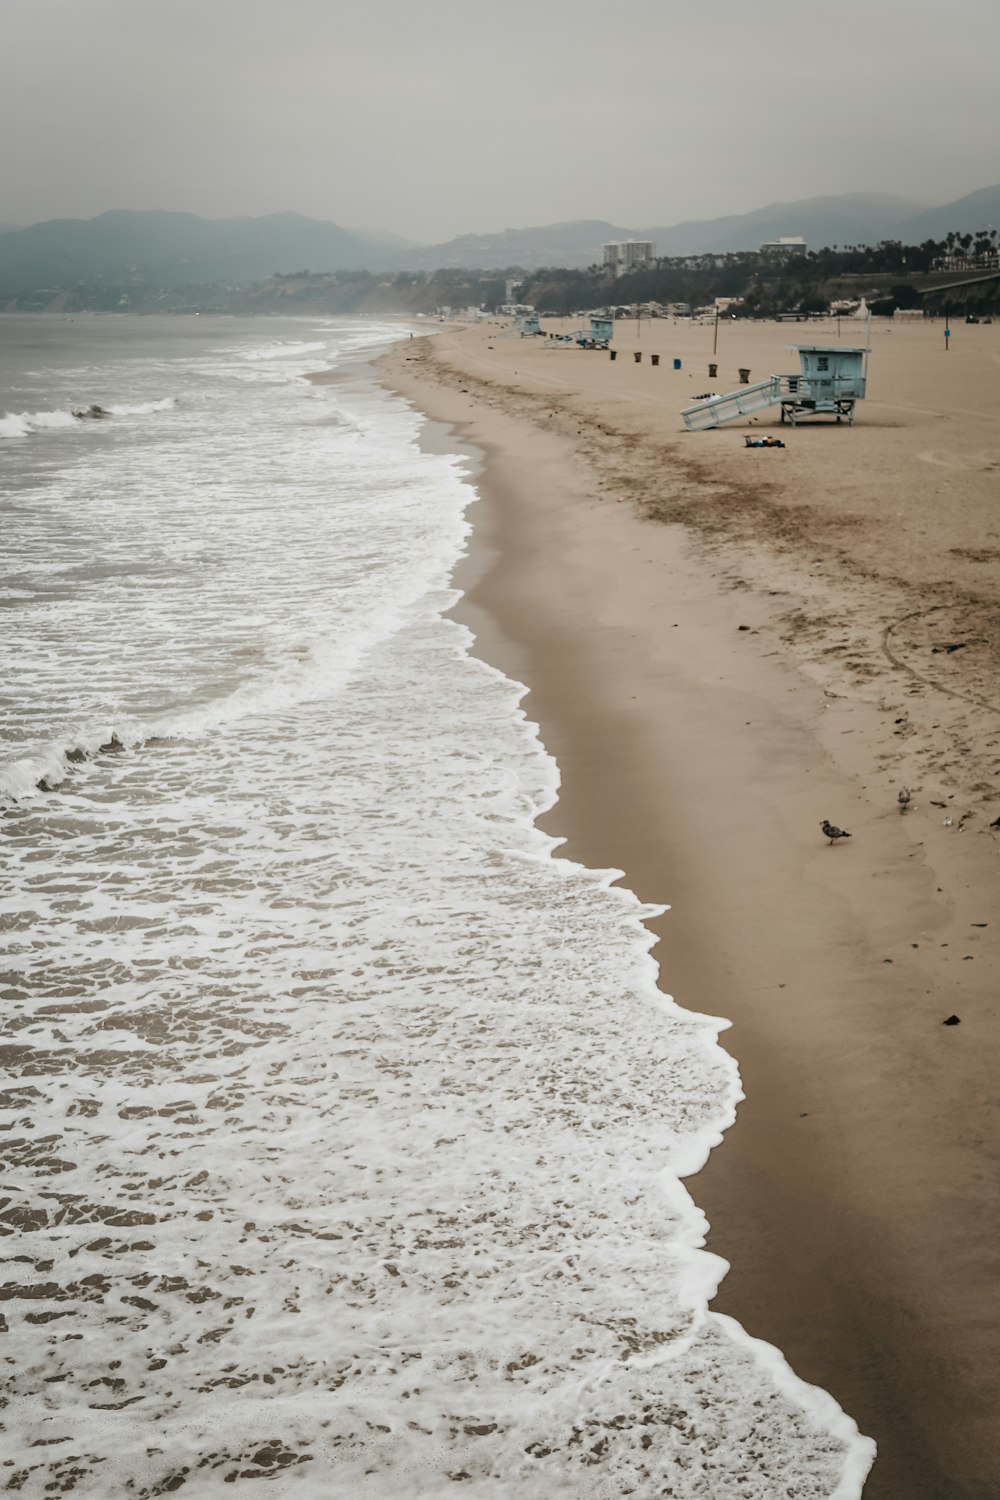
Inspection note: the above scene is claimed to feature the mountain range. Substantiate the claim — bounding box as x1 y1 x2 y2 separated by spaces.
0 211 409 292
1 184 998 294
399 186 1000 269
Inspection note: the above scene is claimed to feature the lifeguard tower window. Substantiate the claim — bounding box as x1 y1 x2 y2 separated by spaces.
818 356 830 371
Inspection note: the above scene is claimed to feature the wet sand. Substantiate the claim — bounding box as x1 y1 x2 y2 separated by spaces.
377 317 1000 1500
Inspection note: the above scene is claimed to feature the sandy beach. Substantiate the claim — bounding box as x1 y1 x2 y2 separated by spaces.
378 315 1000 1500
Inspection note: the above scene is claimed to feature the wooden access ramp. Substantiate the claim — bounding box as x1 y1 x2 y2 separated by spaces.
682 378 783 429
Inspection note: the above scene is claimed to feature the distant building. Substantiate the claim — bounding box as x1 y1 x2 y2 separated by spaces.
760 236 807 257
603 240 656 275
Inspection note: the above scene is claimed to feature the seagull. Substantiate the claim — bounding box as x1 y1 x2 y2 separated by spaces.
898 787 911 812
821 819 852 845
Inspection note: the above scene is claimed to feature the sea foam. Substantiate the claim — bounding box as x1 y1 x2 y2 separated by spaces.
0 405 79 437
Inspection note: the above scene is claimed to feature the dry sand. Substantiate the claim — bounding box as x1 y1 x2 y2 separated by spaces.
377 315 1000 1500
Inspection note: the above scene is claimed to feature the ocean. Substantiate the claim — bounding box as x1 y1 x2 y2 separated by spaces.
0 314 872 1497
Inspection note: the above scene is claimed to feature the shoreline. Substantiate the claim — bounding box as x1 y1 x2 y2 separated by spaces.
376 322 1000 1500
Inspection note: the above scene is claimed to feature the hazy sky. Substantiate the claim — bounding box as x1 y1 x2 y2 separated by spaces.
2 0 998 241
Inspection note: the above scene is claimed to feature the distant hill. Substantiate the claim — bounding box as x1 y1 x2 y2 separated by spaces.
639 192 927 256
893 183 1000 243
386 220 631 271
0 210 401 293
0 222 20 237
399 195 933 269
353 226 424 249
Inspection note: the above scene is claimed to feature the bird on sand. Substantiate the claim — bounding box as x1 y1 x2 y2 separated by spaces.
898 787 911 812
821 819 852 845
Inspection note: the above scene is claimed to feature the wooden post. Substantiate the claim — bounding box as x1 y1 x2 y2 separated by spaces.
713 308 719 355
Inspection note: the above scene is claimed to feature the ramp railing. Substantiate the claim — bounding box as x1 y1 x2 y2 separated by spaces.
682 377 782 429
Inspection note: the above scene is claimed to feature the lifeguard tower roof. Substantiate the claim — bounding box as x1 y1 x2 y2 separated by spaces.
787 344 868 355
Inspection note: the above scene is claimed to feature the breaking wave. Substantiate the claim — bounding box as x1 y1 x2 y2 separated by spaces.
0 406 79 438
105 396 176 416
0 396 175 438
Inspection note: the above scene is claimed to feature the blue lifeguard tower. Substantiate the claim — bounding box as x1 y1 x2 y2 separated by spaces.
588 316 614 347
545 315 614 349
779 345 867 424
682 344 869 429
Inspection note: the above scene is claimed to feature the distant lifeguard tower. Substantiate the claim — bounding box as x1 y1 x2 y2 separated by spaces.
682 343 869 430
546 315 614 350
578 316 613 348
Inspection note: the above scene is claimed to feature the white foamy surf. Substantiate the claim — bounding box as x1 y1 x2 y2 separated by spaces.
0 405 80 437
0 313 874 1497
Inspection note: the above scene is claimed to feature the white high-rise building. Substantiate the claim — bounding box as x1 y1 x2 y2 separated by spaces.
603 240 656 275
759 236 807 257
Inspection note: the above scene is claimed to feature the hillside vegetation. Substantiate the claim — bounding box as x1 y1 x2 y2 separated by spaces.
5 232 997 319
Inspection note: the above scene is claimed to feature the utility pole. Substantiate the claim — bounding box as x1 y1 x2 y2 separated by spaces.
713 307 719 355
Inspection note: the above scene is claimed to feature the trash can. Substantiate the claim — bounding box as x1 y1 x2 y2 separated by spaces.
673 358 682 370
609 349 617 361
634 351 642 363
651 354 660 367
739 368 750 384
708 363 718 379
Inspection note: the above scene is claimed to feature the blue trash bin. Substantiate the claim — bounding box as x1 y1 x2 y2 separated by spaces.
673 358 682 370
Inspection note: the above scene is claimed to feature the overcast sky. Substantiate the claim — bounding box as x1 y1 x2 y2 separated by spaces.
2 0 998 241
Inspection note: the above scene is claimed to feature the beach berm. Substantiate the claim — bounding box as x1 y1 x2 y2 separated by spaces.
383 314 1000 1500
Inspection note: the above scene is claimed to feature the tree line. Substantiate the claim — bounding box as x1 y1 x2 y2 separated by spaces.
5 232 998 316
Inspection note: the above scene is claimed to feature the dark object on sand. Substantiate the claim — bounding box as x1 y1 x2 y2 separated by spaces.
820 819 851 844
898 787 911 812
942 1015 961 1025
745 436 785 448
989 817 1000 829
74 404 109 420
